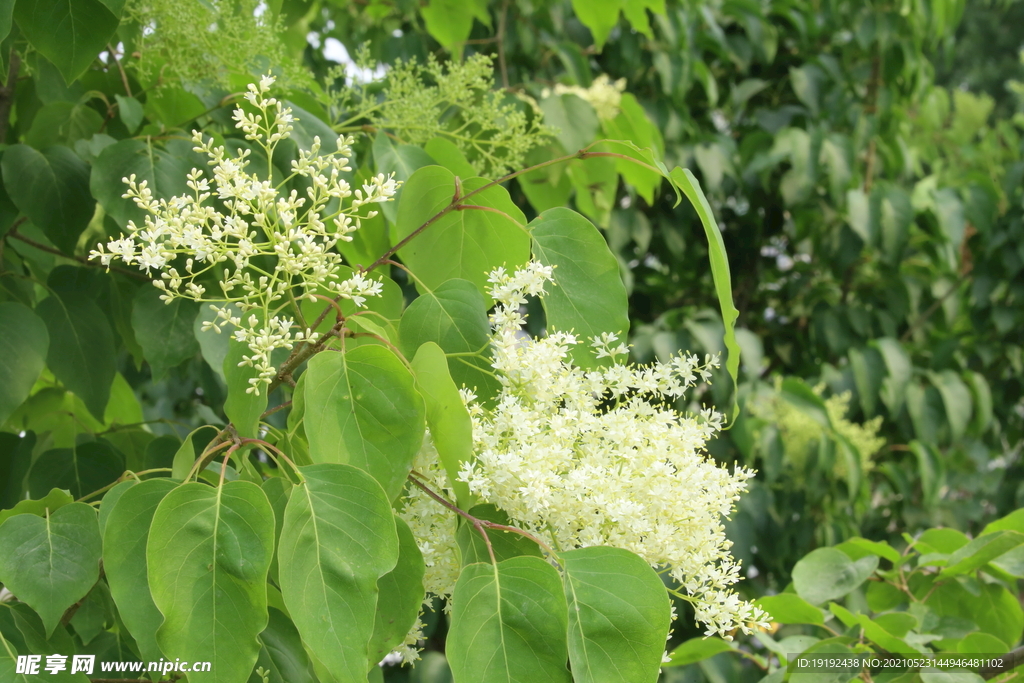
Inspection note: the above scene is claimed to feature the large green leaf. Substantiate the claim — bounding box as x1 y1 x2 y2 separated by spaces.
23 102 104 149
256 608 314 683
792 548 878 605
410 342 475 507
925 580 1023 649
928 370 973 442
540 94 600 154
601 94 664 204
395 166 530 299
368 518 425 666
131 286 200 381
398 278 498 403
420 0 490 54
570 0 621 51
27 442 124 499
1 145 92 254
754 594 824 625
448 557 571 683
36 293 116 421
148 481 275 683
89 139 202 228
0 502 102 636
939 530 1024 578
102 478 176 664
302 346 425 501
561 546 671 683
13 0 120 84
530 208 628 368
372 132 435 223
0 303 48 426
278 464 399 682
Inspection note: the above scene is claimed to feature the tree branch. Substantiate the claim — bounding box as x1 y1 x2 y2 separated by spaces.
5 220 151 282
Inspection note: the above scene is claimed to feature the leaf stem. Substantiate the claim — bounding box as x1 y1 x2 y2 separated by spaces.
239 438 304 481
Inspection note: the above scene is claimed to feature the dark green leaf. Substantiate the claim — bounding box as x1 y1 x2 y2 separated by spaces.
89 139 202 229
36 293 116 420
0 502 101 636
0 303 48 426
13 0 119 83
115 95 144 133
132 286 200 381
256 608 313 683
262 477 291 585
27 442 124 500
1 144 92 254
23 102 104 149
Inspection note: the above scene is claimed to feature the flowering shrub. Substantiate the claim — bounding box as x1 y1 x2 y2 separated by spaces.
1 70 753 683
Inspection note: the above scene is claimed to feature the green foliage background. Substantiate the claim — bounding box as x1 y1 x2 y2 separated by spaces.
0 0 1021 682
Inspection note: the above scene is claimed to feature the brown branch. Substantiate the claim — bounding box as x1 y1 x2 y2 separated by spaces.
5 220 151 282
981 646 1024 679
409 474 497 564
408 473 557 558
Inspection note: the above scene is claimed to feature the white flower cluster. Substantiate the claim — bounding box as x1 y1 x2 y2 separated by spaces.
401 263 768 642
544 74 628 120
91 75 398 394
